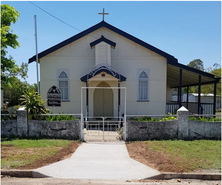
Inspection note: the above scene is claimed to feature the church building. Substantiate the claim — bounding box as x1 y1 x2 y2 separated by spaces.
28 17 220 117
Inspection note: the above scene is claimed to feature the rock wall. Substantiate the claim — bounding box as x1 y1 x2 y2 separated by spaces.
28 120 80 139
1 120 17 137
126 107 221 141
1 110 81 140
126 119 221 141
189 121 221 139
127 120 178 140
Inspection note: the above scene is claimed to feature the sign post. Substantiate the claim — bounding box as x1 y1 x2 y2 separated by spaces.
47 86 61 112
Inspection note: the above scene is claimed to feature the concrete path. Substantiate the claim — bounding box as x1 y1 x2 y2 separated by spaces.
84 130 119 142
33 142 160 180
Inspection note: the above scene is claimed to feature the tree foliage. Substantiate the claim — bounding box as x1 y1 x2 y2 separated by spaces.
187 59 204 71
1 4 27 86
3 77 37 106
183 62 221 96
201 66 221 96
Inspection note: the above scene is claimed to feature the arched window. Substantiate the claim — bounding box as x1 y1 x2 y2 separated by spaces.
138 71 149 100
58 71 69 100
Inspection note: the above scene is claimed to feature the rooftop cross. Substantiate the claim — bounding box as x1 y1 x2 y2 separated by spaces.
98 8 109 21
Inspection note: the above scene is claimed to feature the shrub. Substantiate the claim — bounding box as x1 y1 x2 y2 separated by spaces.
189 116 221 122
45 113 78 121
20 90 49 119
116 127 123 140
129 115 176 122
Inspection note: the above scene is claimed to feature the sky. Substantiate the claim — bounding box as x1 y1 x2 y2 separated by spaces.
2 1 221 85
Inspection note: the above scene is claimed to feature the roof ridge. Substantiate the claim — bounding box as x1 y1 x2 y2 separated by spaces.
28 21 178 63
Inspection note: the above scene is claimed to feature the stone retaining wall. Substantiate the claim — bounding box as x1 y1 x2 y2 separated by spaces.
127 120 178 140
1 120 17 137
1 107 221 141
189 121 221 139
126 120 221 141
28 120 80 139
1 110 81 139
126 107 221 141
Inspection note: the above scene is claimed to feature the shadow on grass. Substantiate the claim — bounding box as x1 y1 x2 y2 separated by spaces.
1 135 80 142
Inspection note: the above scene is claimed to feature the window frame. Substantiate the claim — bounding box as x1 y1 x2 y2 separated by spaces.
137 69 149 102
57 69 69 101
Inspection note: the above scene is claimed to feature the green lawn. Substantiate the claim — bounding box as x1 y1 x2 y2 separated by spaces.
1 139 71 148
1 139 74 169
145 140 221 171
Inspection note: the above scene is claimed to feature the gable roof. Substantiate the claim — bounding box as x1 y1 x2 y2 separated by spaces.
28 21 178 64
90 35 116 48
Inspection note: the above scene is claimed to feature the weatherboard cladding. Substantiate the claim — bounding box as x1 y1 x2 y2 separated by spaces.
28 20 178 64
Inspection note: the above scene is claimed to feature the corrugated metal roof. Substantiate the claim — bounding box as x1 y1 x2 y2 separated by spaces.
167 63 220 88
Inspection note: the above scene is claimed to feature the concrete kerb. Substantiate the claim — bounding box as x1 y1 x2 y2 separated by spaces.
147 172 221 180
1 170 49 178
1 170 221 180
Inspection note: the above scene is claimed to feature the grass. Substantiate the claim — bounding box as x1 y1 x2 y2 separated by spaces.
145 140 221 171
1 139 71 148
1 139 72 169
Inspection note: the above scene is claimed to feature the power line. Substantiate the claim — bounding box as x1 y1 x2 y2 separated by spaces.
29 1 98 40
29 1 81 32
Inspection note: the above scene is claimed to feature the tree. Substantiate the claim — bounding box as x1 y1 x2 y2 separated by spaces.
201 65 221 96
183 59 204 94
1 4 27 86
187 59 204 71
183 62 221 95
3 77 37 106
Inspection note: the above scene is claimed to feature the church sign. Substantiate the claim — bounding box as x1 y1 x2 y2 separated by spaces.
47 86 61 107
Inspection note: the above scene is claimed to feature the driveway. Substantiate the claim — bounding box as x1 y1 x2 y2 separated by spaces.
33 142 160 180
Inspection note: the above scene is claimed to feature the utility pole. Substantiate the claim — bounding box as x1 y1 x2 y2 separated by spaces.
34 15 40 94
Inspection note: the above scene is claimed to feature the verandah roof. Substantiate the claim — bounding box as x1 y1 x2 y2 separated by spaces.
167 62 220 88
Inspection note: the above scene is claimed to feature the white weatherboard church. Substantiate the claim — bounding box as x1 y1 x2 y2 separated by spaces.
28 12 220 117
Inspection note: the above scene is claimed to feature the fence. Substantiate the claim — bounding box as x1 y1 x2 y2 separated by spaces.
126 107 221 141
166 102 214 115
1 111 81 140
1 108 221 141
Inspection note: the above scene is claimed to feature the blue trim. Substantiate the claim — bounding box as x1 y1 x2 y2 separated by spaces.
80 68 126 82
28 21 177 63
179 69 182 108
90 35 116 48
172 80 221 88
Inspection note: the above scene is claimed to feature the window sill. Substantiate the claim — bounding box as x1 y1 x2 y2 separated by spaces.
137 100 149 102
61 100 70 102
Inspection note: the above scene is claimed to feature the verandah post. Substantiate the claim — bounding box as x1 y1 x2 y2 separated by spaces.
179 69 182 108
213 82 217 115
186 85 189 109
198 75 201 114
86 81 89 117
118 81 120 120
